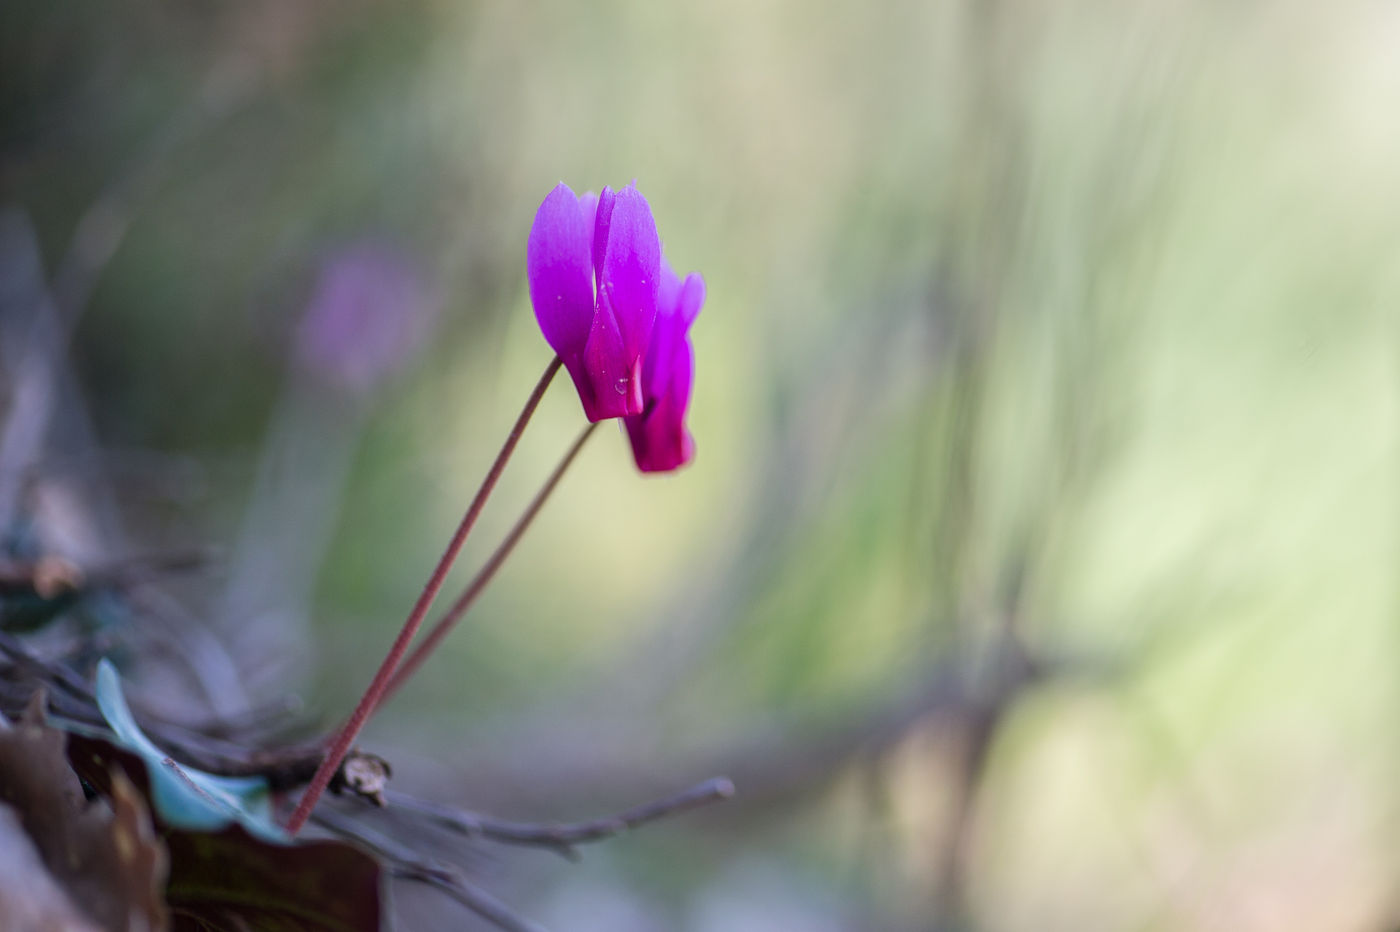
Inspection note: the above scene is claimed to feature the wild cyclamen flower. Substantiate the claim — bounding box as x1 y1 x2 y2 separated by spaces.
527 182 661 421
625 259 704 472
289 188 706 836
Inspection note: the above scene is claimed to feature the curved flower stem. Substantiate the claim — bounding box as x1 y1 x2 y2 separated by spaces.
285 355 562 835
381 420 599 704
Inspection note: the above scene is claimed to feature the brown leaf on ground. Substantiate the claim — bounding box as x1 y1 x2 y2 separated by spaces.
0 701 169 931
164 824 383 932
0 804 102 932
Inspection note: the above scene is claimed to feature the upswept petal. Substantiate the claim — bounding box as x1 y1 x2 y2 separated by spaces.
675 272 705 330
527 183 594 360
625 252 701 473
578 189 600 239
668 335 695 416
641 306 680 408
656 259 683 322
600 184 660 363
591 186 616 295
654 261 702 336
643 263 704 405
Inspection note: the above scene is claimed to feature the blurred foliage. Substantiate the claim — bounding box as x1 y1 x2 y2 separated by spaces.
3 0 1398 929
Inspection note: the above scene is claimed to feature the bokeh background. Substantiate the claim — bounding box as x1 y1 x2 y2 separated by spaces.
3 0 1398 929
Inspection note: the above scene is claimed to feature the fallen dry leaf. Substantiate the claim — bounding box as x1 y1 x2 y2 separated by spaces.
0 701 169 931
0 803 102 932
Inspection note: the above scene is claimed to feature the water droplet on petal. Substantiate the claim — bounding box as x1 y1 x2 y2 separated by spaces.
614 377 629 395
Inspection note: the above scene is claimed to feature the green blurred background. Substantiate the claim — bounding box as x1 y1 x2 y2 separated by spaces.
3 0 1397 928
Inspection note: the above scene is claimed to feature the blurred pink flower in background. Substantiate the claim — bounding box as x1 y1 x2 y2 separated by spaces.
294 240 441 394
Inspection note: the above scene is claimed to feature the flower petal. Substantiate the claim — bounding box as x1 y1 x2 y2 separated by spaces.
580 304 643 420
591 186 615 295
656 259 682 323
676 272 706 330
600 184 660 363
578 189 600 236
643 262 704 406
626 339 695 473
641 304 679 406
527 183 595 360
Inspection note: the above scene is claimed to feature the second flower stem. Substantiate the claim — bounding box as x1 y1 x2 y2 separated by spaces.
284 354 562 835
381 419 599 703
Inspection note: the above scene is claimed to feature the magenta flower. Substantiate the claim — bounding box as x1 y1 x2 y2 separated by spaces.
625 258 704 473
527 182 661 421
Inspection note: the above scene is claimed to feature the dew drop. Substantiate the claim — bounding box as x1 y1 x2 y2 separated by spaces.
614 377 629 395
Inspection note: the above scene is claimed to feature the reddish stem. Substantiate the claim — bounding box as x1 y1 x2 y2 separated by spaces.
381 420 598 703
284 355 562 835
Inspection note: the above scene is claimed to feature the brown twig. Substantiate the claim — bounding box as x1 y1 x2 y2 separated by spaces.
312 807 548 932
384 776 735 860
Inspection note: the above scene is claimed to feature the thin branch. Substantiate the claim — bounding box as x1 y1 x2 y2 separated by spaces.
312 808 548 932
0 632 95 700
384 776 735 860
